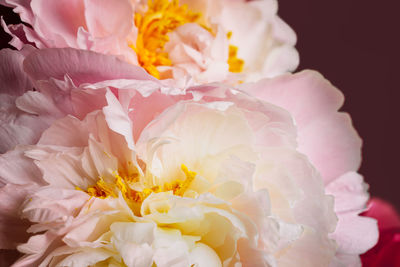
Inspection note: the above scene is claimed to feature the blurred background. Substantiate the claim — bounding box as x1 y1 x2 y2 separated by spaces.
0 1 399 209
278 0 400 209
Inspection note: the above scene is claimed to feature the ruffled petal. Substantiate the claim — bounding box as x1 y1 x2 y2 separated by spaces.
245 70 362 184
0 147 44 185
24 48 154 86
0 184 37 249
0 49 31 96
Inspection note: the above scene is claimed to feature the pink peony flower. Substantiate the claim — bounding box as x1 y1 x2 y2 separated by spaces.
242 72 380 266
0 48 376 266
1 0 298 85
361 198 400 267
0 47 53 153
0 47 155 154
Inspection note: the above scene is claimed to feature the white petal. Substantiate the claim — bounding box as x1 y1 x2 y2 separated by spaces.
189 243 222 267
55 248 112 267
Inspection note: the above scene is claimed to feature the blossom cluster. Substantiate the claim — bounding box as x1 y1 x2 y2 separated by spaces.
0 0 385 266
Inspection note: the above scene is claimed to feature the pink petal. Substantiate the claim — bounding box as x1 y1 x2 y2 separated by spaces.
1 19 25 50
0 49 31 96
23 48 155 86
38 115 91 147
16 231 58 261
70 88 107 120
330 253 361 267
0 70 66 153
15 90 64 117
0 183 37 249
1 0 35 24
21 187 88 225
1 20 46 49
331 213 378 255
298 111 361 184
30 0 86 47
327 173 378 259
326 172 369 214
0 147 45 186
128 91 181 142
25 146 93 189
237 238 273 266
103 89 135 150
245 70 362 184
84 0 133 39
0 94 48 153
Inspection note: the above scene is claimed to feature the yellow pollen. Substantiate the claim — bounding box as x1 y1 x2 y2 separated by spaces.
130 0 244 78
177 164 196 196
131 0 201 79
82 178 117 199
80 164 196 206
164 164 196 196
228 45 244 73
226 31 244 73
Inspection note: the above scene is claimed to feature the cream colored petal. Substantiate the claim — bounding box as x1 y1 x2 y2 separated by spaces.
54 248 112 267
189 243 222 267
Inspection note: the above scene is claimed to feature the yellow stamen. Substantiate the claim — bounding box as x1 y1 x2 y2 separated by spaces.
163 164 196 196
130 0 244 78
85 178 117 199
80 164 196 208
228 45 244 73
175 164 196 196
131 0 201 78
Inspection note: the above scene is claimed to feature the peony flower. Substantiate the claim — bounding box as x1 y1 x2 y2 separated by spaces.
0 48 376 266
1 0 298 85
0 46 158 153
241 72 380 266
0 47 59 154
361 198 400 267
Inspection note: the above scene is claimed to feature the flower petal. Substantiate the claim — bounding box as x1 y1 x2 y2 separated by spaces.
23 48 155 86
245 70 362 184
0 183 36 249
0 147 44 185
0 49 31 96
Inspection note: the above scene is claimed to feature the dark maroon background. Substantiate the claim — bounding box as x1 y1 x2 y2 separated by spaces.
1 1 399 209
278 0 400 210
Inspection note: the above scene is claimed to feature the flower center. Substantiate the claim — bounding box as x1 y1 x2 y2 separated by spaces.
130 0 201 79
130 0 244 78
227 31 244 73
79 164 196 204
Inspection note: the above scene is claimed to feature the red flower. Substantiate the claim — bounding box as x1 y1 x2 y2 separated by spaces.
361 198 400 267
